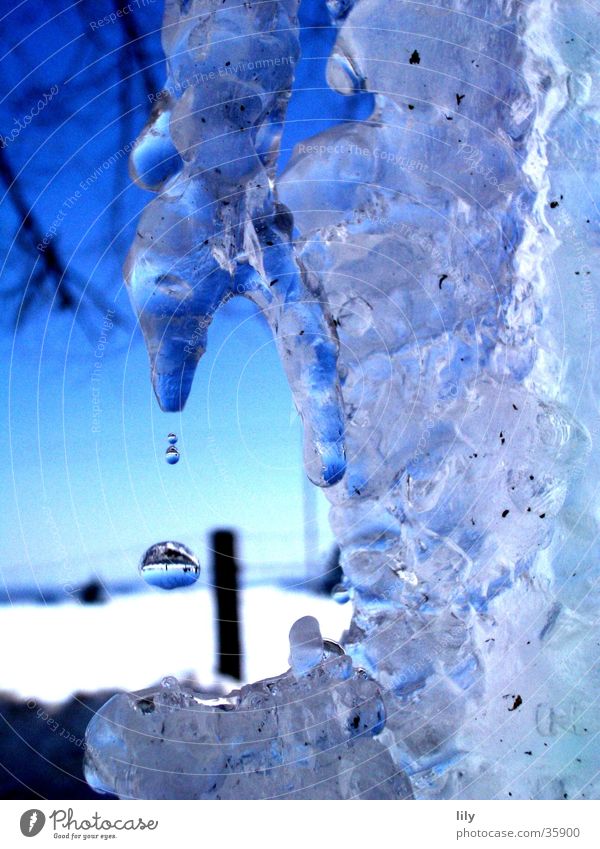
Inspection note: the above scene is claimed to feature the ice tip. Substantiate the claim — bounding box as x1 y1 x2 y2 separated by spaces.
307 442 347 487
152 365 195 412
323 452 347 486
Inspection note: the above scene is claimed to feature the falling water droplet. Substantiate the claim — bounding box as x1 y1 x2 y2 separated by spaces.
165 445 180 464
167 432 178 444
331 583 350 604
139 541 200 590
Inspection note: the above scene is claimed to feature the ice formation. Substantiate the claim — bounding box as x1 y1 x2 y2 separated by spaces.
85 620 412 799
125 0 346 487
277 0 600 799
88 0 600 799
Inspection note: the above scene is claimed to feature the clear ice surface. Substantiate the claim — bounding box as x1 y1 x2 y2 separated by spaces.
91 0 600 799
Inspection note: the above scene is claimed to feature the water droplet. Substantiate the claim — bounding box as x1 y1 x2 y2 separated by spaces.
288 616 324 676
165 445 180 464
139 541 200 590
331 583 350 604
167 432 178 444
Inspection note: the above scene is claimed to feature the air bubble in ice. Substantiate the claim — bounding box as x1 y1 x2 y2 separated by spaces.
323 638 346 658
332 583 350 604
157 675 183 707
139 541 200 590
337 296 373 335
165 445 180 465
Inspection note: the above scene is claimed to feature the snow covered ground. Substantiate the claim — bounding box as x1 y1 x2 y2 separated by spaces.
0 587 351 702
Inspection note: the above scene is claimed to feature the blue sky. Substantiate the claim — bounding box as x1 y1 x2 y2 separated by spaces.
2 299 334 592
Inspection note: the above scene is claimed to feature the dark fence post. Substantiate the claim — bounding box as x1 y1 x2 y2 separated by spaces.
211 529 242 680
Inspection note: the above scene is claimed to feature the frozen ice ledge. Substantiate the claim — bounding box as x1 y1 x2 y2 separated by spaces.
85 618 413 799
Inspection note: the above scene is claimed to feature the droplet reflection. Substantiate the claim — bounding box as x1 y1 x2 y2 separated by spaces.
140 541 200 590
165 445 180 464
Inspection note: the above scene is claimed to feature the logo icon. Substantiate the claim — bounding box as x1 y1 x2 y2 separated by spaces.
20 810 46 837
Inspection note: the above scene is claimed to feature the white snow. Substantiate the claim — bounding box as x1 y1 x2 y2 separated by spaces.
0 588 351 703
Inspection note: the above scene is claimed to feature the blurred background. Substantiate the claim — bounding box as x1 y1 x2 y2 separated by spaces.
0 0 372 797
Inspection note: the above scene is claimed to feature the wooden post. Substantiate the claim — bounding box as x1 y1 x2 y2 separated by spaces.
211 529 242 680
